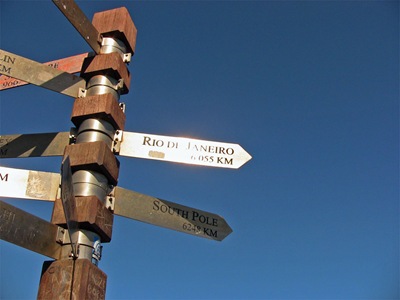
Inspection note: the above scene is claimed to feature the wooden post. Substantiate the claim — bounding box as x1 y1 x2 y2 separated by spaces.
37 7 137 299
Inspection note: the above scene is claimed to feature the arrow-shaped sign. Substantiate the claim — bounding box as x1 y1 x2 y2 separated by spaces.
119 131 252 169
1 131 252 168
0 166 233 241
53 0 102 54
0 49 86 97
113 187 232 241
0 200 63 259
0 52 91 91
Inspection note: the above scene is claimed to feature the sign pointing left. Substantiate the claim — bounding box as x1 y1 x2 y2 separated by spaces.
0 49 86 97
0 200 63 259
0 52 91 91
0 166 60 201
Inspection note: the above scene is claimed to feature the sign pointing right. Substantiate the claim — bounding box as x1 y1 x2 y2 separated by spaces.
114 187 233 241
0 131 252 169
119 131 252 169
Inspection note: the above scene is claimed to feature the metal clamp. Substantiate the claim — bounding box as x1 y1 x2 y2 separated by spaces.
78 87 87 98
112 130 123 154
100 37 131 63
119 102 126 113
86 75 122 100
123 53 132 64
56 227 69 245
106 186 116 212
69 127 78 144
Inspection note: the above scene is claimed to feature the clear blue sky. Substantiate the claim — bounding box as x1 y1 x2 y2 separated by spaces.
1 1 399 299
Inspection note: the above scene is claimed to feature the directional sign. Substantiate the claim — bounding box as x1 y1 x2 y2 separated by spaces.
0 166 60 201
114 187 232 241
0 200 62 259
0 131 252 168
53 0 102 54
0 166 232 241
119 131 252 169
0 52 91 91
0 132 69 158
61 156 78 257
0 49 86 97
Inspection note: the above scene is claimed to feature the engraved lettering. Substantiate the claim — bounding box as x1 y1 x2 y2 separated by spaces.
143 136 151 145
0 55 15 75
203 227 218 238
0 55 15 64
153 200 189 219
47 62 59 69
186 142 234 155
0 173 9 181
0 65 12 74
0 207 16 234
143 136 164 147
167 141 178 148
191 211 218 227
217 157 233 165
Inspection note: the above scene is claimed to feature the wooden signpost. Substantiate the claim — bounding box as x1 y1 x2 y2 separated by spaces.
0 0 251 298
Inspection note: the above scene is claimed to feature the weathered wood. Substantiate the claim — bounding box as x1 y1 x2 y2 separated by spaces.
80 52 131 94
71 93 126 130
38 259 107 300
38 260 74 300
63 141 120 185
52 196 114 242
92 7 137 55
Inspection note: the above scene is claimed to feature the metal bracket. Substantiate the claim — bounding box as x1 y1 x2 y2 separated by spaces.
69 127 78 144
119 102 126 113
112 130 123 154
78 88 87 98
56 227 70 245
106 187 116 212
123 53 132 64
116 78 124 91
